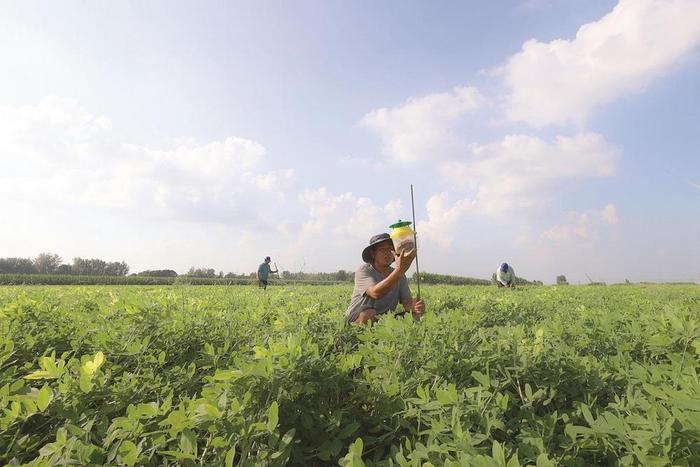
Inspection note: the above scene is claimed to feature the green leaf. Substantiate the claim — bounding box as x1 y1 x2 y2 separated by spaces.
278 428 295 449
79 372 93 393
581 404 595 426
134 402 159 418
24 370 54 380
157 450 197 460
180 429 197 456
212 369 243 381
225 448 235 467
536 453 556 467
339 437 365 467
492 441 506 466
565 424 594 441
118 441 138 466
267 401 279 432
471 371 490 387
83 352 105 375
507 453 521 467
56 427 67 444
37 385 53 411
338 422 360 439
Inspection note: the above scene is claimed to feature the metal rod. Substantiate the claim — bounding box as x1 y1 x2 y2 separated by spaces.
410 184 421 299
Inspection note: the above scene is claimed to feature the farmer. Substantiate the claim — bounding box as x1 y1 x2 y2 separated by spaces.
346 233 426 324
496 262 515 288
256 256 278 290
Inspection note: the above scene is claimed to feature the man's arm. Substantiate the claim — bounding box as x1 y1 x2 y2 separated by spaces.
401 297 426 320
365 249 416 300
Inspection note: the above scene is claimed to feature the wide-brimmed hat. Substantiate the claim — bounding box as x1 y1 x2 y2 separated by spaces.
362 233 393 263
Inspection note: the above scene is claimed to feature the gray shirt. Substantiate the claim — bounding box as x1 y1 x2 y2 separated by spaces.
346 263 411 321
496 266 515 285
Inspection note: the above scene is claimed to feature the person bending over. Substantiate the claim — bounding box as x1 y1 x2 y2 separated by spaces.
496 262 515 288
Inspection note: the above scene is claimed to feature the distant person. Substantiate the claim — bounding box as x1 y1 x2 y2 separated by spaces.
257 256 278 290
496 262 515 288
346 233 425 324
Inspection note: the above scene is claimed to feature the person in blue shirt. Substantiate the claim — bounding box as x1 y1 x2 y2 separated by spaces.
257 256 278 289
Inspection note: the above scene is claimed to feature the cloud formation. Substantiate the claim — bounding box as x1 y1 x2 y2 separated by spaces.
0 96 295 227
360 86 482 163
501 0 700 126
441 133 620 218
543 203 619 243
417 193 475 249
298 188 403 242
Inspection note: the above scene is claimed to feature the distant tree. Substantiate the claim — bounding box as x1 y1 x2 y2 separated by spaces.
335 270 350 282
105 261 130 276
137 269 178 277
56 264 73 275
0 257 36 274
72 257 101 275
224 272 249 279
556 275 569 285
186 267 217 278
420 272 491 286
34 253 63 274
71 258 128 276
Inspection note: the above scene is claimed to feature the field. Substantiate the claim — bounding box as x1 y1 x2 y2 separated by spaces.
1 284 699 466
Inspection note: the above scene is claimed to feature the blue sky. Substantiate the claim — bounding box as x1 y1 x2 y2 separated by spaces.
1 0 699 283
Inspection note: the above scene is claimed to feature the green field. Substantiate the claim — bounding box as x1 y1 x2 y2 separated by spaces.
1 284 699 466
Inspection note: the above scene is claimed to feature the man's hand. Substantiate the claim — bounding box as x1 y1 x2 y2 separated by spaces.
412 298 425 320
394 247 416 274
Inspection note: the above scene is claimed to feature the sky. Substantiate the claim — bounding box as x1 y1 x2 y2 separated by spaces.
1 0 699 284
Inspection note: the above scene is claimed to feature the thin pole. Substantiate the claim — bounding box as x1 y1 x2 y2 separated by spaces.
410 184 421 299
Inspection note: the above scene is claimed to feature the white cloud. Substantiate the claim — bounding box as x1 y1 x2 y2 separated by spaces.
502 0 700 126
441 133 620 218
297 188 403 241
417 193 475 249
360 86 482 163
543 203 620 242
601 203 619 224
0 96 296 226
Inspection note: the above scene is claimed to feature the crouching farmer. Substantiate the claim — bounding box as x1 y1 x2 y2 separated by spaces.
496 262 515 288
346 233 425 324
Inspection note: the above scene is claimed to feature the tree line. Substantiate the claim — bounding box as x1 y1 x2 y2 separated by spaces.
1 253 548 285
0 254 129 276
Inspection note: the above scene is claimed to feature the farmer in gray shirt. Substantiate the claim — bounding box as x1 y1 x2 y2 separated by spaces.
346 233 426 324
496 262 515 288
